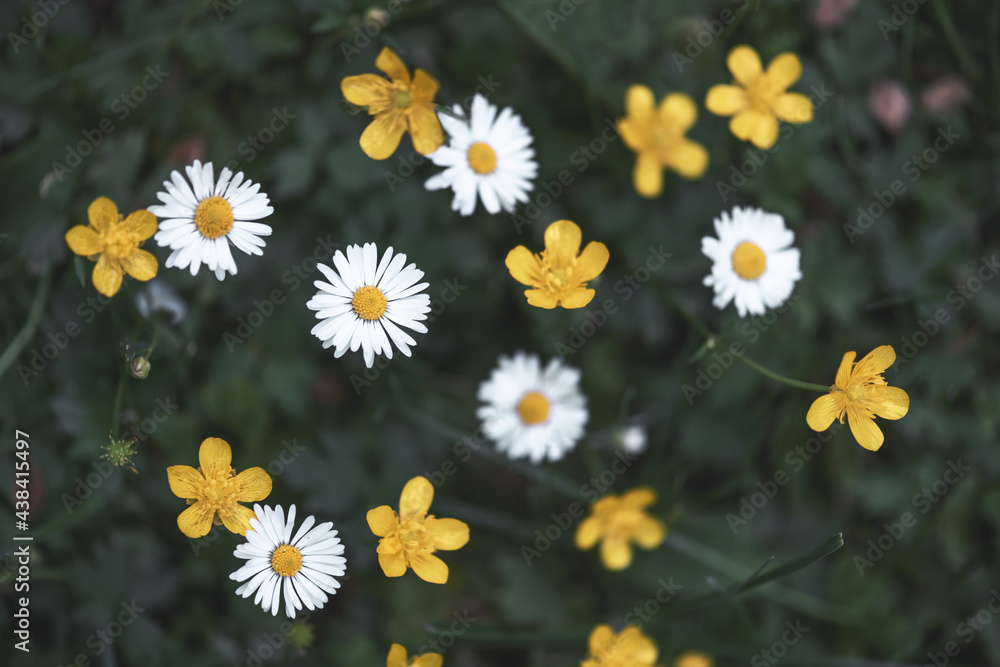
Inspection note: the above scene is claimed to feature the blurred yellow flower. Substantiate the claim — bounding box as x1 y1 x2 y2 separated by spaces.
65 197 158 297
575 487 665 570
706 45 813 149
806 345 909 451
166 437 272 537
387 643 442 667
367 476 469 584
506 219 609 309
617 85 708 197
580 624 658 667
341 46 444 160
674 650 714 667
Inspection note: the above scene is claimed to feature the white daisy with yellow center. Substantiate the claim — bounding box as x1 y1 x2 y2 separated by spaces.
149 159 273 280
306 243 431 368
476 351 588 464
424 93 537 216
230 504 346 618
701 206 801 317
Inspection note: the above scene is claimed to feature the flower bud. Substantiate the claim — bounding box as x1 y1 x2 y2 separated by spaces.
130 356 151 379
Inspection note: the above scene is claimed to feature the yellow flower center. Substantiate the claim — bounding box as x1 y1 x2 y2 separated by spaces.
270 544 303 577
466 142 498 175
194 196 235 239
747 76 781 113
731 241 766 280
99 221 138 261
393 90 412 109
195 466 239 510
845 384 866 403
351 285 388 320
516 391 551 425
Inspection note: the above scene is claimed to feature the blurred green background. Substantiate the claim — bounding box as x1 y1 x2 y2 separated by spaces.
1 0 999 665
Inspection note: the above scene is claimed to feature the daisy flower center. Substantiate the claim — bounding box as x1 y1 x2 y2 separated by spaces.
270 544 304 577
466 141 498 175
194 196 235 240
351 285 388 320
392 90 412 109
516 391 551 425
731 241 767 280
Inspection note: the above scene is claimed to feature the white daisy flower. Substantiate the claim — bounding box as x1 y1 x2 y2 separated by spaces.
230 504 346 619
424 93 537 216
701 206 802 317
149 159 273 280
476 351 588 464
306 243 431 368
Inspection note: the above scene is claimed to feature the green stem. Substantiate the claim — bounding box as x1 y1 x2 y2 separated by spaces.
110 356 127 438
0 271 51 379
143 323 160 358
932 0 980 80
735 354 829 393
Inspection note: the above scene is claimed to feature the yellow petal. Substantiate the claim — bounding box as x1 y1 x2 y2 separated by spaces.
616 117 644 152
727 45 762 86
634 516 666 549
505 246 542 287
177 501 215 538
621 487 657 508
65 226 102 257
367 505 398 537
856 345 896 376
543 219 582 265
847 410 884 452
730 110 778 149
835 351 857 388
773 92 814 123
633 152 663 198
666 138 709 180
233 467 272 502
427 517 469 551
88 196 119 233
766 52 803 90
360 111 407 160
410 68 440 104
407 102 445 155
92 254 123 297
412 653 442 667
198 437 233 479
410 552 449 584
122 209 158 240
575 516 601 550
874 386 909 420
525 288 559 309
659 93 698 130
599 537 633 570
121 249 158 282
387 644 409 667
341 73 392 108
378 550 407 577
806 393 842 432
166 465 203 499
705 84 748 116
218 503 257 536
587 625 614 656
574 241 609 283
558 288 596 309
624 85 655 124
622 629 658 663
399 476 434 517
375 46 410 85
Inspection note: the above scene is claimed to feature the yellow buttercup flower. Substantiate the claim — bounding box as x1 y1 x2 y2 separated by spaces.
367 476 470 584
806 345 909 451
505 219 609 309
341 46 444 160
674 651 714 667
617 85 708 197
387 643 442 667
65 197 158 297
166 437 272 538
706 45 814 149
580 624 658 667
575 487 666 571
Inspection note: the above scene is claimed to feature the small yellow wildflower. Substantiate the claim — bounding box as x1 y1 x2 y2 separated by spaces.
166 437 272 537
367 476 469 584
806 345 909 451
505 219 609 309
617 85 708 197
387 643 442 667
65 197 158 297
706 45 814 149
575 487 665 571
674 651 714 667
580 624 658 667
341 46 444 159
